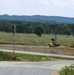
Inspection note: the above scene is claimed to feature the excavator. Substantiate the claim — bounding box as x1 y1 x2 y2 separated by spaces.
48 38 61 47
70 43 74 48
48 42 61 47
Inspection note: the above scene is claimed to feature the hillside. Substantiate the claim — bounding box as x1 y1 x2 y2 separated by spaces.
0 14 74 23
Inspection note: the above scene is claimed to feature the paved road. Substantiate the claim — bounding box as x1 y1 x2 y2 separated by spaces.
0 49 74 75
0 60 74 75
0 62 51 75
0 49 74 58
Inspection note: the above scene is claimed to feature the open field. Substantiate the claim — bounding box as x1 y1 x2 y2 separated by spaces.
0 32 74 46
0 32 74 56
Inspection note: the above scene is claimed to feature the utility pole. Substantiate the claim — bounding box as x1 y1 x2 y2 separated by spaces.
54 33 57 41
51 30 52 35
13 24 16 55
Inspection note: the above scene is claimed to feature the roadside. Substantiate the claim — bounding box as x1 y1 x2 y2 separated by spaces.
0 44 74 55
0 49 74 59
51 71 59 75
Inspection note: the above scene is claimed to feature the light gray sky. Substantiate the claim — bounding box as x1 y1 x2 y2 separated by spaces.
0 0 74 17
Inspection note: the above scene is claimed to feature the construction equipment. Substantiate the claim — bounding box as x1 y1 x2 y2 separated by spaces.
48 38 61 47
48 42 61 47
70 43 74 48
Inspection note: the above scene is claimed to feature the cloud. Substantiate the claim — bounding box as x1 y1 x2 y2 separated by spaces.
0 0 74 17
52 0 69 6
52 0 74 7
69 0 74 6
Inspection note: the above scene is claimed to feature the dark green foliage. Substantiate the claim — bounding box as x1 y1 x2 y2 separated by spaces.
11 56 17 60
33 26 44 37
51 38 55 43
63 28 72 36
0 51 18 61
59 65 74 75
0 20 74 36
16 24 24 33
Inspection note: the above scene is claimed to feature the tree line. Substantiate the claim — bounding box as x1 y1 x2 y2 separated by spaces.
0 20 74 36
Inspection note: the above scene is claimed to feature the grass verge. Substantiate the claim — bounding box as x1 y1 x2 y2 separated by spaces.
0 51 54 61
0 51 74 61
59 65 74 75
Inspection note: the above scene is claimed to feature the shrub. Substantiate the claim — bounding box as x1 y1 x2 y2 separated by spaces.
59 65 74 75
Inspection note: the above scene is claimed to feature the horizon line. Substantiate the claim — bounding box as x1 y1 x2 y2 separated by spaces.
0 14 74 18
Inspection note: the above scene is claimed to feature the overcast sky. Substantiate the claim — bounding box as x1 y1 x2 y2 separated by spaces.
0 0 74 17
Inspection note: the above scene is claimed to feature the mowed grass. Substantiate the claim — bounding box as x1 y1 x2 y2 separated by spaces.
0 51 74 61
0 51 54 61
0 32 74 46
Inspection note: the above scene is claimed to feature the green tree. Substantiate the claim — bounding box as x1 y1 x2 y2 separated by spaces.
33 26 44 37
16 24 24 33
63 28 72 36
69 24 74 37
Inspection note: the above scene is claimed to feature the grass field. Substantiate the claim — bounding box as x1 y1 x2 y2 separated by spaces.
0 51 74 61
0 51 56 61
0 32 74 46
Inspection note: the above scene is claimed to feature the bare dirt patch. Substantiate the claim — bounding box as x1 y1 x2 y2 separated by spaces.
51 71 59 75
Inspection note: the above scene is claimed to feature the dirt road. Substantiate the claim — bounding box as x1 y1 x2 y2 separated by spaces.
0 44 74 55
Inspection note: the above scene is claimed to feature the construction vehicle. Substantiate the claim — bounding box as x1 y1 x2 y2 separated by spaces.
48 42 61 47
70 43 74 48
48 38 61 47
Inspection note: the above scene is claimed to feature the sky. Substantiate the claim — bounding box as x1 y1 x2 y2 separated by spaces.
0 0 74 17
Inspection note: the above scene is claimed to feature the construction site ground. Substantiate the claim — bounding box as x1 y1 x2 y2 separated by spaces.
0 44 74 56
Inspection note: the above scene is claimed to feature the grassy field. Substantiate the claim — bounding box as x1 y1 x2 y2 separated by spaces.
0 51 74 61
0 32 74 46
0 51 56 61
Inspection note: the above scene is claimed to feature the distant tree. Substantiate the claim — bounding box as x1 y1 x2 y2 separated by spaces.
16 25 24 33
69 24 74 37
63 28 72 36
33 26 44 37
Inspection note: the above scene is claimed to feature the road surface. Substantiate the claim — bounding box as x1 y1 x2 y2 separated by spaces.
0 49 74 75
0 60 74 75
